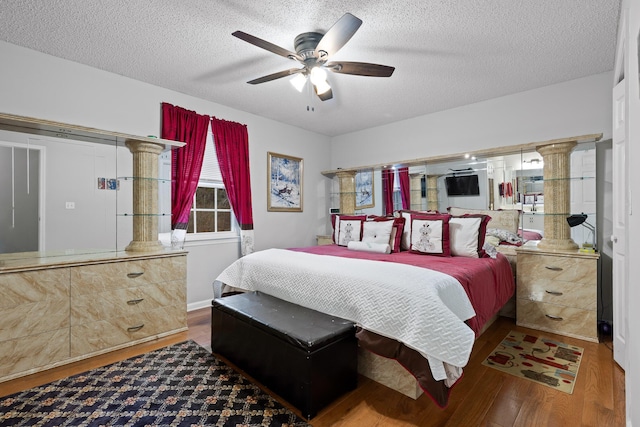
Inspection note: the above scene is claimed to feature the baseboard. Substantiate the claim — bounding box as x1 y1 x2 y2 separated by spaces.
187 299 212 312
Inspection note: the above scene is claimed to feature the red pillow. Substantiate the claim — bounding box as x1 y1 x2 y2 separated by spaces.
409 213 451 257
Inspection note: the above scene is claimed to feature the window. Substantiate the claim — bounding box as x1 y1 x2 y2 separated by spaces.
188 182 232 233
186 128 237 239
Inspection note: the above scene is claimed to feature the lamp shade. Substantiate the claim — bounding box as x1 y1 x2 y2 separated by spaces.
567 213 588 228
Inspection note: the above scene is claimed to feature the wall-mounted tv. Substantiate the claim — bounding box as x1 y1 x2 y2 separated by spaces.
445 174 480 196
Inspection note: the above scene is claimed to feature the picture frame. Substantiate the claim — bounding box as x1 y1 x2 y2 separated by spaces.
267 152 303 212
355 169 374 209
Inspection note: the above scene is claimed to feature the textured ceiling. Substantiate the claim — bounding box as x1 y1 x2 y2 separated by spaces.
0 1 621 137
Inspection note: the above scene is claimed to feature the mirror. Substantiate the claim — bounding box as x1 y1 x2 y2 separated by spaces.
0 114 175 262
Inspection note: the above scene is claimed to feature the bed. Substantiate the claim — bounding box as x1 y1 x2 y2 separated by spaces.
213 210 515 407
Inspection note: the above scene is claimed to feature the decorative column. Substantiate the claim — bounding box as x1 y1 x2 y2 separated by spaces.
426 175 441 211
124 139 165 252
336 170 356 215
409 173 424 210
536 141 578 251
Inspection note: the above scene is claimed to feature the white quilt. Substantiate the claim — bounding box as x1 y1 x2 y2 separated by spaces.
214 248 477 380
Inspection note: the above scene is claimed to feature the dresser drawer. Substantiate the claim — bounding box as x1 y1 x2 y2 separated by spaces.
516 299 598 342
1 296 70 342
0 268 69 310
70 255 186 296
71 279 186 325
70 304 187 356
516 279 596 311
517 253 596 285
0 328 69 378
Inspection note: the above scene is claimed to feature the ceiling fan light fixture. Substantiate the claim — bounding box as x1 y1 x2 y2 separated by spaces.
314 79 331 95
309 66 328 85
290 73 307 92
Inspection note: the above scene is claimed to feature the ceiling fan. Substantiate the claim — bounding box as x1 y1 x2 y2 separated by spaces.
232 13 395 101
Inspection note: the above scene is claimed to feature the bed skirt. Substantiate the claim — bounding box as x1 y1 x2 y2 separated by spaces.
358 313 501 401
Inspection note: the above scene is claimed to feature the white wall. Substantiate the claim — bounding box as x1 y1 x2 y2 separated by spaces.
330 72 613 170
0 40 332 308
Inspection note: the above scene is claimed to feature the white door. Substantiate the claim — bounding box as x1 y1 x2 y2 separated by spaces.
611 80 628 369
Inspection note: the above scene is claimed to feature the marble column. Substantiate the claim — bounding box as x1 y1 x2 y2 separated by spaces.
124 139 165 252
426 175 441 211
409 173 424 210
336 170 356 215
536 141 578 251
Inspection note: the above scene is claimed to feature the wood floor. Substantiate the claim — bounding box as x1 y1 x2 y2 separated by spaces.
1 308 625 426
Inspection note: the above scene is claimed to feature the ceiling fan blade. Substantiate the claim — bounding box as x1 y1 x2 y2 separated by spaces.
315 86 333 101
314 13 362 59
247 68 303 85
326 61 395 77
232 31 302 61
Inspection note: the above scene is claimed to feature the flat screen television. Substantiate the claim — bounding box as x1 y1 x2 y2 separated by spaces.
445 174 480 196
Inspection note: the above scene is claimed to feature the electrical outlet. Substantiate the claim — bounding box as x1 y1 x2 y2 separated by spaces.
65 202 75 209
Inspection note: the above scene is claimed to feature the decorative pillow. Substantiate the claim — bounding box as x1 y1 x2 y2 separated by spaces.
369 215 405 253
409 213 451 256
362 219 394 244
337 216 365 246
486 228 524 246
398 209 439 251
388 217 406 253
332 214 366 244
449 214 491 258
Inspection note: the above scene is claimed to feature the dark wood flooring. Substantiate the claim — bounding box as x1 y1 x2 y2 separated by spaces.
1 308 625 426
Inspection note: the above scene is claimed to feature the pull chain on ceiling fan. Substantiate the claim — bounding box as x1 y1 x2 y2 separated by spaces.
232 13 395 102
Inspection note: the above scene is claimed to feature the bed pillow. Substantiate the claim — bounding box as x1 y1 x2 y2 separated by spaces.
398 209 439 251
388 216 406 253
362 219 394 244
336 216 366 246
409 213 451 257
369 215 405 252
331 214 366 244
449 214 491 258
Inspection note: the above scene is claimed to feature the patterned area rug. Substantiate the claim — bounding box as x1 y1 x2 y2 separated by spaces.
482 330 584 394
0 340 310 426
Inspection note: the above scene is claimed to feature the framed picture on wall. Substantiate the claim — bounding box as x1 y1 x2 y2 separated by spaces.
267 152 303 212
355 169 374 209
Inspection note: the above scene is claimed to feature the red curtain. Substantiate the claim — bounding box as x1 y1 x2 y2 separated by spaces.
161 102 209 230
382 168 395 215
398 167 410 209
210 117 254 232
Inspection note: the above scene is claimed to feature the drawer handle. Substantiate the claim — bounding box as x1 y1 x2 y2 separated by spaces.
545 314 563 321
127 324 145 332
127 298 144 305
544 266 563 271
545 290 564 296
127 272 144 278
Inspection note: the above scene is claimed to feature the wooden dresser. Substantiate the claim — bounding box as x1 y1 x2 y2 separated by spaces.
516 241 599 342
0 250 187 383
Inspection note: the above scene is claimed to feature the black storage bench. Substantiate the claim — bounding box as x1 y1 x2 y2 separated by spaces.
211 291 357 419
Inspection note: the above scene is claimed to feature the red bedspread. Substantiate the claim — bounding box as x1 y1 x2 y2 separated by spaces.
290 245 514 336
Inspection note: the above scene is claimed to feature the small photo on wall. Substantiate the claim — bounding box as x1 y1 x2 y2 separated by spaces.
97 177 106 189
107 179 119 190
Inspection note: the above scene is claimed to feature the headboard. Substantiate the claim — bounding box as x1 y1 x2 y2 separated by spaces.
448 207 521 234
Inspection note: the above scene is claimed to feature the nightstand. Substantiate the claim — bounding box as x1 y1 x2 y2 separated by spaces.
516 241 599 342
316 235 334 246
